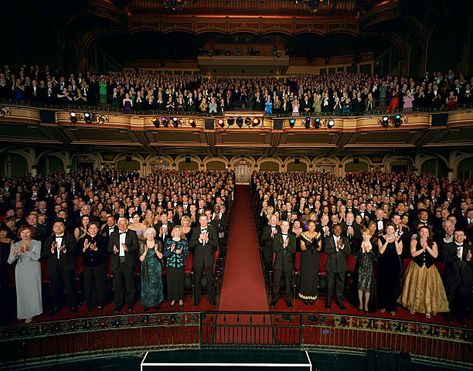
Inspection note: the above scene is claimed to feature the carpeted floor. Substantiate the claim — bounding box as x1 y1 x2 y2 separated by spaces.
218 185 269 312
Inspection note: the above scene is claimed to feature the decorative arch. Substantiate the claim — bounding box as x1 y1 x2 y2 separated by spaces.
37 154 65 175
256 156 283 171
175 155 202 171
203 156 229 171
229 156 257 170
70 153 102 170
457 155 473 180
284 156 311 172
382 155 415 173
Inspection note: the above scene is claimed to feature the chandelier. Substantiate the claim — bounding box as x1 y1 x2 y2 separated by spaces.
162 0 187 12
295 0 326 13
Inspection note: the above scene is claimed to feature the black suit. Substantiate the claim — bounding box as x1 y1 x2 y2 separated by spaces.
325 234 351 304
190 225 218 304
341 222 362 254
42 233 77 310
443 242 473 322
271 232 296 303
108 229 139 308
261 224 280 271
154 221 174 243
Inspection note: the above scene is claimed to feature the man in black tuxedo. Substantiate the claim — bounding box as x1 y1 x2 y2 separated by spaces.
270 220 296 309
27 212 47 243
374 209 388 236
442 230 473 326
261 214 280 273
154 212 174 244
42 219 77 314
108 217 139 313
341 212 362 254
191 215 218 306
325 224 351 310
100 214 117 241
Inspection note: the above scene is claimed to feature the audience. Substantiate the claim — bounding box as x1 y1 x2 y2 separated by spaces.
1 64 472 115
253 170 472 324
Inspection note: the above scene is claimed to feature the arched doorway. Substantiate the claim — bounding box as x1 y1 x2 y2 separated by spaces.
235 160 252 184
457 157 473 180
0 153 28 177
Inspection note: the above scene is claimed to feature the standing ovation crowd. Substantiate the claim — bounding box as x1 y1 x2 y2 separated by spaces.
253 171 473 325
1 64 472 115
0 169 234 324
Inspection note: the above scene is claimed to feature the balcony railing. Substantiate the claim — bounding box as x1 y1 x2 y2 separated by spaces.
1 311 472 368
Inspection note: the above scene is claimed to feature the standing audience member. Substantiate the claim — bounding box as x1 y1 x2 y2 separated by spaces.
298 220 322 305
443 230 473 326
325 224 350 310
398 226 449 319
377 224 403 316
271 220 297 309
42 219 77 315
356 228 377 312
164 225 189 307
7 225 42 323
108 218 139 314
139 227 164 310
191 215 218 306
80 221 107 311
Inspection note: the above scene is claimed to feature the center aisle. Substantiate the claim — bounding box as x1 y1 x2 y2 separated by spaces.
218 185 268 311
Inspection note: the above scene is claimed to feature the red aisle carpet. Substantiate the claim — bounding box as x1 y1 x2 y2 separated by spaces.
218 185 268 312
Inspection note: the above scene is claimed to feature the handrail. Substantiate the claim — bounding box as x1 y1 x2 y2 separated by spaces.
1 311 471 367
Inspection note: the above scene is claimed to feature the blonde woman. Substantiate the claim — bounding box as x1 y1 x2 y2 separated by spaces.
180 216 193 241
163 225 189 307
139 227 164 310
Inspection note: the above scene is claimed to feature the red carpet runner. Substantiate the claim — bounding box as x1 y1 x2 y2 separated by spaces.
219 185 268 311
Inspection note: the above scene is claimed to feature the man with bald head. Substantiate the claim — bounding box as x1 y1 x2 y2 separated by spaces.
108 217 139 314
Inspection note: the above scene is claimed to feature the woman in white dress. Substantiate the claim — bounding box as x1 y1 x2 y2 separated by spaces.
8 225 43 323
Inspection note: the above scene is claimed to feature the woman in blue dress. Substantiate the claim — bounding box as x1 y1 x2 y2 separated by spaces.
164 225 189 307
139 227 164 310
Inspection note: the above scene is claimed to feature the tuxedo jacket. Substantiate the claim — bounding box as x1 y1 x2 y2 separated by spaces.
154 221 175 242
107 229 139 271
190 226 218 268
324 234 351 273
261 224 281 249
341 221 362 253
42 233 77 273
273 232 296 272
442 242 473 288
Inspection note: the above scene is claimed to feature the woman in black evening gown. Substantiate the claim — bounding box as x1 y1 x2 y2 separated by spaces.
377 223 403 316
298 221 322 305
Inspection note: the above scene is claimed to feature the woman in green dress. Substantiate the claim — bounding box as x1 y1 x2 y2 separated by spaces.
164 225 189 307
139 227 164 310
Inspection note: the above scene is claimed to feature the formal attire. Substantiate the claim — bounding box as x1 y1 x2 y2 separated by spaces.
164 238 189 301
79 234 107 310
398 241 449 315
356 243 377 292
190 226 218 304
325 234 351 305
42 233 77 311
108 229 139 309
271 232 296 304
8 240 43 320
261 224 280 272
442 242 473 322
377 236 402 312
140 240 164 308
298 232 322 301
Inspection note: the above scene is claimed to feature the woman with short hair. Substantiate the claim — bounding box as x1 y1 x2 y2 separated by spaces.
163 225 189 307
139 227 164 310
8 225 42 323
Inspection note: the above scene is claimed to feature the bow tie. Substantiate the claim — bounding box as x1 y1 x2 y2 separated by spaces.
456 245 463 248
282 233 288 236
120 231 127 235
56 235 64 238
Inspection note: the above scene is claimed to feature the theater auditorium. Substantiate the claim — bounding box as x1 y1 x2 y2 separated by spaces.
0 0 472 370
